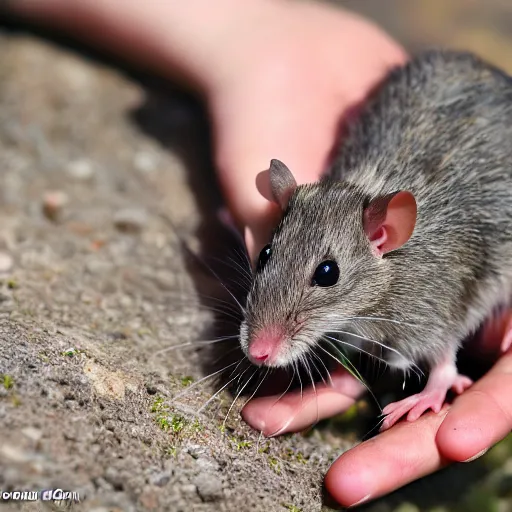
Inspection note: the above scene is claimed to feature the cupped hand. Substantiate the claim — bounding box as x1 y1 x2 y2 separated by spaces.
208 5 512 504
243 310 512 508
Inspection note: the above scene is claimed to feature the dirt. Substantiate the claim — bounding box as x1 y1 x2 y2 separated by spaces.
1 1 512 512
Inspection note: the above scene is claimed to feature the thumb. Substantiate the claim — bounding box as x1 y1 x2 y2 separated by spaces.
211 95 338 263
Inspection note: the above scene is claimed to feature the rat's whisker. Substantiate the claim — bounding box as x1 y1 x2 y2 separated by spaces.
209 255 252 289
235 245 252 268
170 359 242 403
319 338 381 412
294 359 304 403
159 289 243 318
222 368 258 428
153 335 239 355
197 364 251 414
302 355 320 428
266 369 296 419
227 255 253 283
240 366 271 410
309 352 328 387
342 316 420 328
200 259 246 315
327 329 424 379
323 334 389 366
210 346 243 367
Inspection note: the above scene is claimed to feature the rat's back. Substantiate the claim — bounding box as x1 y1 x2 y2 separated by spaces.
330 49 512 347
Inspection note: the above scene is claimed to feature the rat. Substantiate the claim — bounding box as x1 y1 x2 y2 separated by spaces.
238 49 512 430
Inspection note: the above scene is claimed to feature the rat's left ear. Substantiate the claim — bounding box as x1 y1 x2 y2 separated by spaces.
269 159 297 210
363 191 417 257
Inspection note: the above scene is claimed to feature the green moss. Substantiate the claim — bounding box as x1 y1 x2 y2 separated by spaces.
155 414 187 433
165 445 178 458
2 374 13 390
191 419 203 433
151 396 165 413
61 348 85 357
229 436 251 451
268 456 281 474
294 452 307 464
282 505 302 512
7 278 18 289
180 376 194 387
170 414 186 433
282 448 308 464
156 416 171 431
258 443 270 454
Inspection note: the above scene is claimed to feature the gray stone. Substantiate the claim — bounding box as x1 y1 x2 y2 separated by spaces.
113 207 148 233
195 473 223 503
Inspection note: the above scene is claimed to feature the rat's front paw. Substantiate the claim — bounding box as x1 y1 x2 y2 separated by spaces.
380 373 473 431
380 390 446 431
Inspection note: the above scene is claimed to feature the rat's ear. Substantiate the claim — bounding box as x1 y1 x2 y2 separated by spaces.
269 159 297 210
363 191 417 257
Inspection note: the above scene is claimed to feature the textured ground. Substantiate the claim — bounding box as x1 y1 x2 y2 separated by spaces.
0 1 512 511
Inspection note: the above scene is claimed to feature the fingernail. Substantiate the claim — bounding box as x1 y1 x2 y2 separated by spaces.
463 448 488 463
348 494 372 508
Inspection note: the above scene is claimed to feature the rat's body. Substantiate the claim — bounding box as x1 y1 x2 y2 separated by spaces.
240 49 512 429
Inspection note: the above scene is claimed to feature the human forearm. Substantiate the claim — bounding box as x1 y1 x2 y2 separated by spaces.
3 0 279 93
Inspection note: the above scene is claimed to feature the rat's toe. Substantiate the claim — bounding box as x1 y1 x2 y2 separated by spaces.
452 375 473 394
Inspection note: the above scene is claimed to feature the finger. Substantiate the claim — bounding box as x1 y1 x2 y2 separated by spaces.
241 368 365 436
213 89 341 261
325 407 449 508
437 349 512 462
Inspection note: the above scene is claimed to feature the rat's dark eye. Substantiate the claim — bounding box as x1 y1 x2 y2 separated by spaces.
257 244 272 272
312 260 339 287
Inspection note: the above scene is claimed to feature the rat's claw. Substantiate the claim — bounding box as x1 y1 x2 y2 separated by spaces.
380 395 424 431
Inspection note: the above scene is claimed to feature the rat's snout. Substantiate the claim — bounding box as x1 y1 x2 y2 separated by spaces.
247 325 286 366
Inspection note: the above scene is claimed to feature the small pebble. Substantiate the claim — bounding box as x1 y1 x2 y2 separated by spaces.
195 473 223 503
42 190 69 221
113 208 148 233
21 427 43 442
149 471 171 487
0 252 13 273
134 151 158 173
67 159 95 180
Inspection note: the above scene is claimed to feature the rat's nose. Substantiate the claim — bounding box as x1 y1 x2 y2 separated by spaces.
248 326 284 365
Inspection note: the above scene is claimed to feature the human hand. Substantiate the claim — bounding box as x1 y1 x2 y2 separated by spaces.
243 310 512 508
205 1 407 262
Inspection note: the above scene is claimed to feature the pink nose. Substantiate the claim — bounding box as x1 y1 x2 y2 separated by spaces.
248 327 284 364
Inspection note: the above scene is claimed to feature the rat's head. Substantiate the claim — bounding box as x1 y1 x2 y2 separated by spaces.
240 159 417 368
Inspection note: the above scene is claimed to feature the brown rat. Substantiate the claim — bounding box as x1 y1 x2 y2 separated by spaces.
239 49 512 430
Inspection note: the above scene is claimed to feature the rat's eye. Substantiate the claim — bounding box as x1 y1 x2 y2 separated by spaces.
312 260 339 287
257 244 272 272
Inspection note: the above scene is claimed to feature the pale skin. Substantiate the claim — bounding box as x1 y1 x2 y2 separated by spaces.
6 0 512 507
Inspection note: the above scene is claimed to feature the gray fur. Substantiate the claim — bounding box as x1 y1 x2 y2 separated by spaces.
240 49 512 372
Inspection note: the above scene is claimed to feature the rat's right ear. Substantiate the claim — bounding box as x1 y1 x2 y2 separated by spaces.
269 159 297 210
363 190 417 257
